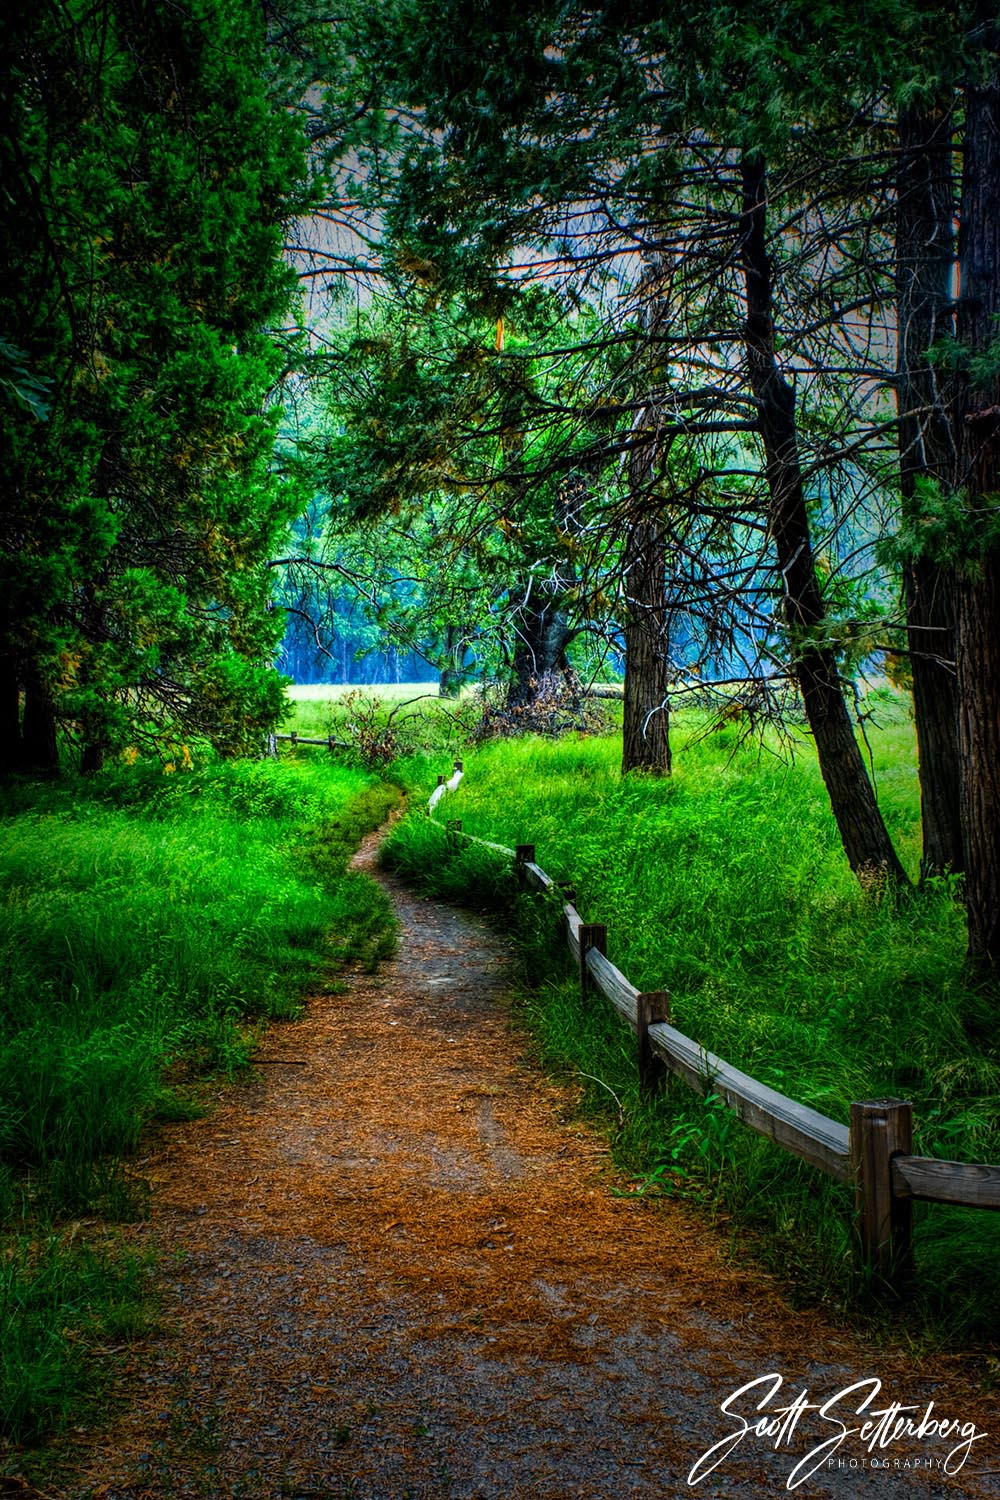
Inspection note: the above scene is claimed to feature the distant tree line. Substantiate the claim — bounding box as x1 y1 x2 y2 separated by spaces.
276 595 434 686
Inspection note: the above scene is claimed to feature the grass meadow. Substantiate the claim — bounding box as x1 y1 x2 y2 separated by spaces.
381 698 1000 1351
0 751 398 1445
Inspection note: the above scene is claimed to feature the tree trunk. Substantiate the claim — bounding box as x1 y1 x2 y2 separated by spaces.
78 586 109 774
505 474 585 719
739 156 907 884
439 624 463 696
954 37 1000 968
0 658 21 774
507 598 573 712
81 740 105 774
622 495 671 773
896 99 963 877
21 669 59 775
957 561 1000 965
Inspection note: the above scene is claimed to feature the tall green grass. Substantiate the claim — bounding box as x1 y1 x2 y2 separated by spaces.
0 759 397 1201
0 754 398 1446
383 709 1000 1345
1 1233 157 1444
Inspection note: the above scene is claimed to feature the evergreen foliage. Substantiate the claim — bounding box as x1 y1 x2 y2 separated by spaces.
0 0 316 769
297 0 1000 929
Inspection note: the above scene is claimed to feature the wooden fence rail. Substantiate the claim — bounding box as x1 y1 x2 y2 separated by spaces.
273 732 351 751
427 762 1000 1286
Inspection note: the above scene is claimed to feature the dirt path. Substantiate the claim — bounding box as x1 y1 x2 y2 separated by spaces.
66 829 998 1500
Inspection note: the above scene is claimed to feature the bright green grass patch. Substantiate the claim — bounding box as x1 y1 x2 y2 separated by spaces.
383 710 1000 1343
0 755 398 1445
0 758 396 1204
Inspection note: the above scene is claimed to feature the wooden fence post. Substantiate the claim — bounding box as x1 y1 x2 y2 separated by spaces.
850 1097 913 1282
579 923 607 1000
636 991 671 1093
514 844 535 887
454 758 464 772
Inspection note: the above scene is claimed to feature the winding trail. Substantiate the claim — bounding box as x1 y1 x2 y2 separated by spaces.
70 828 998 1499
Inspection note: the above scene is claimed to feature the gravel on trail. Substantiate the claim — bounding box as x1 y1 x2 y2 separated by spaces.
62 827 998 1500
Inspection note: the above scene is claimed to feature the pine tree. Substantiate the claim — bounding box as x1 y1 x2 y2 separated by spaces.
0 0 315 769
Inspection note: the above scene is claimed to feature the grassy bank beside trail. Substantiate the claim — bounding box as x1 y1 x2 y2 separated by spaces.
0 756 398 1447
383 711 1000 1349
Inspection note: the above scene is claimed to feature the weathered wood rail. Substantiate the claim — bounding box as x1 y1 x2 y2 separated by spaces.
428 761 1000 1286
273 731 351 751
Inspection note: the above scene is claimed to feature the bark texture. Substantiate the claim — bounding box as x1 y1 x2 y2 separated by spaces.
739 158 907 884
896 100 963 877
954 40 1000 967
621 428 671 775
507 605 574 712
505 476 584 718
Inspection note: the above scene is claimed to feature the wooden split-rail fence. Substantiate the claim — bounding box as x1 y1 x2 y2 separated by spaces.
270 731 351 752
428 760 1000 1288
